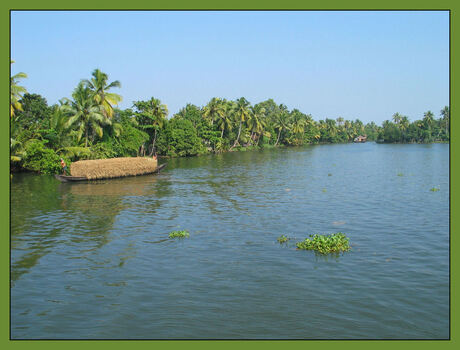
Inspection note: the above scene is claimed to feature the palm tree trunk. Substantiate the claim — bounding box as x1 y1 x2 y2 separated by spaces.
230 121 242 150
249 131 255 145
85 128 89 147
150 129 157 156
275 128 282 146
221 128 224 139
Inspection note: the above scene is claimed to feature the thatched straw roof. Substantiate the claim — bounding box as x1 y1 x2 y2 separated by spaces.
70 157 158 180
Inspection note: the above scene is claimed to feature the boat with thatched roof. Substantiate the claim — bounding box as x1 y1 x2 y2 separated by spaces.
353 135 367 143
55 157 166 182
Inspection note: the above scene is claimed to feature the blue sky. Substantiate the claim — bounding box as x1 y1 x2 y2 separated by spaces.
11 11 449 124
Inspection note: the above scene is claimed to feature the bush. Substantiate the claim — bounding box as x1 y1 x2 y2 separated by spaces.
158 119 205 157
90 142 117 159
112 122 150 157
58 146 92 161
22 140 63 174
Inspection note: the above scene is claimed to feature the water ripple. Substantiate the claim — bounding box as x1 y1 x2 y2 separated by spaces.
11 144 449 339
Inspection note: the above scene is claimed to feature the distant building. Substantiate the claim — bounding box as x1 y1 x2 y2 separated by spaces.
353 135 367 143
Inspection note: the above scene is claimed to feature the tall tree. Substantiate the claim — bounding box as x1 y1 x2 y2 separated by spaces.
273 106 290 146
290 110 307 140
440 106 449 137
62 82 111 147
133 97 168 155
83 69 122 118
392 112 402 125
216 108 233 140
323 118 337 142
248 105 266 145
399 116 410 142
423 111 434 127
202 97 225 127
230 97 252 150
10 61 28 118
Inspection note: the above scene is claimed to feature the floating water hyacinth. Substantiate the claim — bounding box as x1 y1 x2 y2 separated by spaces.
168 230 190 238
296 232 350 254
430 187 440 192
277 235 289 244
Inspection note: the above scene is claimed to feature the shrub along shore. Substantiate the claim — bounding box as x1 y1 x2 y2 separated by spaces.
10 67 450 175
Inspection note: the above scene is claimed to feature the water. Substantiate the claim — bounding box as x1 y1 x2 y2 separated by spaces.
10 143 449 339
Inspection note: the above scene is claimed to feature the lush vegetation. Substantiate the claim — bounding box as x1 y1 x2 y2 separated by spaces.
168 230 190 238
10 66 450 174
296 233 351 254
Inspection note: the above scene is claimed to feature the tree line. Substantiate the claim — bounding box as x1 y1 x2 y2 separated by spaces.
10 66 450 174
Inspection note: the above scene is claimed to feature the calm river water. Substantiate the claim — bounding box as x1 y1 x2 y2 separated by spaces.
11 143 449 339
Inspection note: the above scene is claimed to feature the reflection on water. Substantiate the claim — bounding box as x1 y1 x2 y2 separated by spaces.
64 174 160 197
11 144 449 339
11 173 172 284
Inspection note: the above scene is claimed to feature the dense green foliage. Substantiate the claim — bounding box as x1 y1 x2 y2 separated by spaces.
10 67 450 174
168 230 190 238
296 233 351 254
376 111 449 143
157 118 205 157
21 140 63 175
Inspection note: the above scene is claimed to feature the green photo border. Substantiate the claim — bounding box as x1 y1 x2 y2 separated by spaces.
2 0 457 349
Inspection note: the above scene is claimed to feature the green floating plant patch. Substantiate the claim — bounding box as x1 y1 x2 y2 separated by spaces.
430 187 440 192
168 230 190 238
296 232 350 254
277 235 289 244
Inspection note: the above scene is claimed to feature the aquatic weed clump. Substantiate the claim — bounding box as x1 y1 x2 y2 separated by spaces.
168 230 190 238
277 235 289 244
296 233 350 254
430 187 440 192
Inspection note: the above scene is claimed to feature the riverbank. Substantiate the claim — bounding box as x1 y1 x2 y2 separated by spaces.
11 138 451 175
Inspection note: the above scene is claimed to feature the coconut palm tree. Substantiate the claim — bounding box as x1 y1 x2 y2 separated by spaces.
133 97 168 155
440 106 449 137
62 82 111 147
290 110 307 134
399 116 410 141
273 106 290 146
248 105 266 145
344 120 353 141
423 110 435 130
83 68 122 118
202 97 225 127
354 119 365 136
323 118 338 142
392 112 402 125
230 97 252 150
216 107 233 140
10 61 28 118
